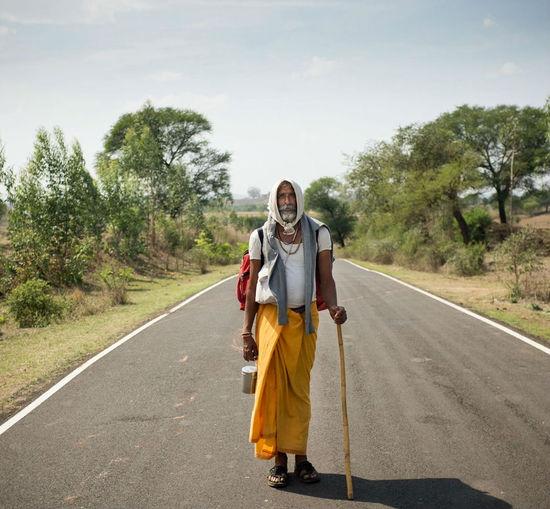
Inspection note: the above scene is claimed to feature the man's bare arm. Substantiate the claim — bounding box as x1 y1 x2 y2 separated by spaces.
242 259 261 361
318 250 347 324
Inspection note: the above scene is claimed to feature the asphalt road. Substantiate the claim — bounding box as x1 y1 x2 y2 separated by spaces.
1 260 549 509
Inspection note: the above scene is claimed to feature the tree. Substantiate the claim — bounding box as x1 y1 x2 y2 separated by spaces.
247 186 261 199
347 122 482 245
304 177 355 247
441 104 549 224
6 128 103 286
100 102 231 246
405 120 482 244
96 155 147 259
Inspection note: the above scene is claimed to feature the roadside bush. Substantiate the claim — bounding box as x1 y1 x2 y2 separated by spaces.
398 228 424 261
193 231 244 268
346 236 393 264
397 236 454 272
449 243 486 276
371 238 396 264
344 236 372 261
464 207 492 243
413 244 446 272
7 278 63 327
494 227 543 301
187 246 210 274
99 265 133 305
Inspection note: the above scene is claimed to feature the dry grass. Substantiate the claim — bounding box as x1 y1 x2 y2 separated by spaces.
517 212 550 229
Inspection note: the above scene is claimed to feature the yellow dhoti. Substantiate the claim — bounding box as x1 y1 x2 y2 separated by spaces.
249 303 319 459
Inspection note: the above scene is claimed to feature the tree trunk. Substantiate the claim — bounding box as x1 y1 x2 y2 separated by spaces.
452 203 471 244
337 230 346 248
496 189 508 224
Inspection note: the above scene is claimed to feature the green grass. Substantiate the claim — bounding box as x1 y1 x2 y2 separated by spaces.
348 258 550 344
0 265 239 420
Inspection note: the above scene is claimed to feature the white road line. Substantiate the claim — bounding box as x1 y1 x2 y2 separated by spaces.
168 275 236 313
0 274 237 437
344 259 550 356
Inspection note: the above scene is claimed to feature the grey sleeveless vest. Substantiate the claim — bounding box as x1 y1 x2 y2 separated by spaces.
261 214 324 335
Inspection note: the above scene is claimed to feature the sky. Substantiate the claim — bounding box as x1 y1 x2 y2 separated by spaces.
0 0 549 198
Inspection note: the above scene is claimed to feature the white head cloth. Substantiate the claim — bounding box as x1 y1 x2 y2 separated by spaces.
267 178 304 233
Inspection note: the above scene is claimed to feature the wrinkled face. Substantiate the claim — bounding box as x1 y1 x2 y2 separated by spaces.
277 182 297 223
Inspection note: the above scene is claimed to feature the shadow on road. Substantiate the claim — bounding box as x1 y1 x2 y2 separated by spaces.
285 474 512 508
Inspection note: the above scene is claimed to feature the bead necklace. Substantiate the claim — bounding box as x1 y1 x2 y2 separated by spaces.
277 237 301 256
277 225 301 263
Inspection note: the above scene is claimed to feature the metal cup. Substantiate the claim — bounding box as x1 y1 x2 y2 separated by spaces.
241 365 257 394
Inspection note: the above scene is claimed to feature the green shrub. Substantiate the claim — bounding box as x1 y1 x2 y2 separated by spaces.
399 228 424 260
7 278 63 327
449 243 486 276
494 227 543 301
371 239 396 264
188 246 210 274
193 231 244 267
413 244 445 272
344 236 372 261
99 265 133 305
464 207 492 243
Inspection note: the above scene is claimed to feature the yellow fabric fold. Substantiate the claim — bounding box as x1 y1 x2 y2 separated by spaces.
249 303 319 459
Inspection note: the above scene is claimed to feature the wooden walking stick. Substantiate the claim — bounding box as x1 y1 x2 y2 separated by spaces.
337 323 353 500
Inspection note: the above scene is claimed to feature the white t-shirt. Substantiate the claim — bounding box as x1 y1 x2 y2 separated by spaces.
248 226 332 307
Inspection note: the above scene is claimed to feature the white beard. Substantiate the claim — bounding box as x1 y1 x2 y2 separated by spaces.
280 210 297 223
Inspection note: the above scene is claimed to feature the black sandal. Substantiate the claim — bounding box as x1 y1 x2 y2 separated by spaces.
267 465 289 488
294 460 320 483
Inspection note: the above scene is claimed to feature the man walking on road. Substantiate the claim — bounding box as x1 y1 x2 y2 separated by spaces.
242 178 347 488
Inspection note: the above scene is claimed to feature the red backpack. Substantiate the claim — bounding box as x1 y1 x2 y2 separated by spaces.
237 229 263 311
236 227 331 311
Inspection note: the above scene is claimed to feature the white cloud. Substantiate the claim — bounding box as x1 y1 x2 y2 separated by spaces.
499 62 521 76
299 56 337 79
149 71 183 82
0 0 167 25
483 17 495 28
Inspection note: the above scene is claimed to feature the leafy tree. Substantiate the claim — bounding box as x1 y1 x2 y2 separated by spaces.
96 156 147 259
441 104 549 224
6 128 103 286
305 177 355 247
347 122 481 245
404 120 482 244
100 102 231 246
